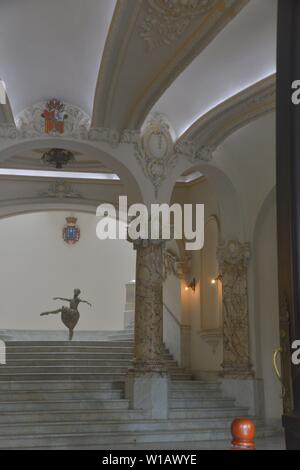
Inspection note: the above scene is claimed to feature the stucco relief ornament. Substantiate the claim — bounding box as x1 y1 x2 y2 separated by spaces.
217 240 253 378
135 113 177 196
140 0 221 50
174 140 214 163
39 181 82 199
15 100 91 138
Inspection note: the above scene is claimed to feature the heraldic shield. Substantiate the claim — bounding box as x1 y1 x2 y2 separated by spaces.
63 217 80 245
42 99 68 134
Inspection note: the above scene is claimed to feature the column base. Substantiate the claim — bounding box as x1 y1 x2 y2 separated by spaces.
125 370 169 419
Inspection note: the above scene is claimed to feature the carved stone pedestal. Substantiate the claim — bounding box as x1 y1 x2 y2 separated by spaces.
125 370 169 419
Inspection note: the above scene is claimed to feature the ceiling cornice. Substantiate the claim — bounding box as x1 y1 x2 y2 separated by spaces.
92 0 249 131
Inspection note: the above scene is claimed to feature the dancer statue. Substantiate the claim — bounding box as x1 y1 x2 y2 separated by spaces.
40 289 92 340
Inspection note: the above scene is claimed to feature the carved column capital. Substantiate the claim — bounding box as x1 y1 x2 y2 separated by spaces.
217 240 250 270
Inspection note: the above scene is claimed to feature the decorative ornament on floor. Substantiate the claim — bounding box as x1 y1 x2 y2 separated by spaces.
41 148 75 169
42 99 68 134
63 217 80 245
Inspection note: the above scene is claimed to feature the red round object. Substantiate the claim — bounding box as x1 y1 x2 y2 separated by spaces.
231 418 256 450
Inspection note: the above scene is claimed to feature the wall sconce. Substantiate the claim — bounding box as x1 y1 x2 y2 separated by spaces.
211 274 222 285
185 278 196 292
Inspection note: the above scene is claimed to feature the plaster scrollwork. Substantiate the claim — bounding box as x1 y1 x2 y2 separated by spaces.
217 240 253 378
174 140 215 163
135 113 178 195
0 122 122 148
39 181 83 199
140 0 223 51
15 102 91 137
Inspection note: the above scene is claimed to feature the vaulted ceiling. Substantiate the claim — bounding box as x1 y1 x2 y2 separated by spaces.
0 0 277 156
0 0 277 171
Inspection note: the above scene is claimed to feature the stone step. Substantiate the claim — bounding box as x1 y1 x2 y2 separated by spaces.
0 372 189 381
171 381 221 391
170 398 235 409
0 417 264 436
0 380 124 392
0 399 130 412
169 407 248 419
0 373 127 381
171 390 222 399
5 359 133 367
5 352 173 360
0 409 146 424
0 426 276 449
5 359 178 368
6 346 135 354
0 366 129 374
6 341 134 347
0 389 124 401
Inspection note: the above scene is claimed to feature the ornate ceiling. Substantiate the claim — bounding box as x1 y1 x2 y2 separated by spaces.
0 0 277 186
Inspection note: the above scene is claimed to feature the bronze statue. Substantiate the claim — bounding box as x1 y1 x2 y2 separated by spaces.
40 289 92 340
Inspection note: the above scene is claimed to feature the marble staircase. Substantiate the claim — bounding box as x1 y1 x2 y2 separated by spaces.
0 330 275 449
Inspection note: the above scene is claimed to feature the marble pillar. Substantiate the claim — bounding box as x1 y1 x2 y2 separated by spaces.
125 239 169 419
217 240 253 378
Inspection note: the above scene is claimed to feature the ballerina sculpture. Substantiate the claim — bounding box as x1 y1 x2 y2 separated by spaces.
40 289 92 340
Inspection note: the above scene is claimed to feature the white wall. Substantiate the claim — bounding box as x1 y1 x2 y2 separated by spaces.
0 211 135 331
253 191 282 423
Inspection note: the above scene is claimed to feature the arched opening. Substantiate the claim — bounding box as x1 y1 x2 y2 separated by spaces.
0 210 135 338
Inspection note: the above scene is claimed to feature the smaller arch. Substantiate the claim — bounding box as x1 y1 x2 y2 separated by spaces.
169 162 244 242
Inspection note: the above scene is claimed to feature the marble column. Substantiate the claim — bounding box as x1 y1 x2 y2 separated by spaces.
125 239 169 419
217 240 253 378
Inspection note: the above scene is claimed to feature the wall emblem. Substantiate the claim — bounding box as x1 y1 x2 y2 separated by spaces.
42 99 68 134
63 217 80 245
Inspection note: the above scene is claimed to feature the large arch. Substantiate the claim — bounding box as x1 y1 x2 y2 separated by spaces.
0 137 144 205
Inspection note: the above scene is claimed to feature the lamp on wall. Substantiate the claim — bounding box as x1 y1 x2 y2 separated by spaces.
185 278 196 292
211 274 222 285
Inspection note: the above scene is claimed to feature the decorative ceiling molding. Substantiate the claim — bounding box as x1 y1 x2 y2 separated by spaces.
133 113 178 196
38 181 83 199
92 0 249 131
140 0 220 51
15 102 91 137
179 74 275 152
